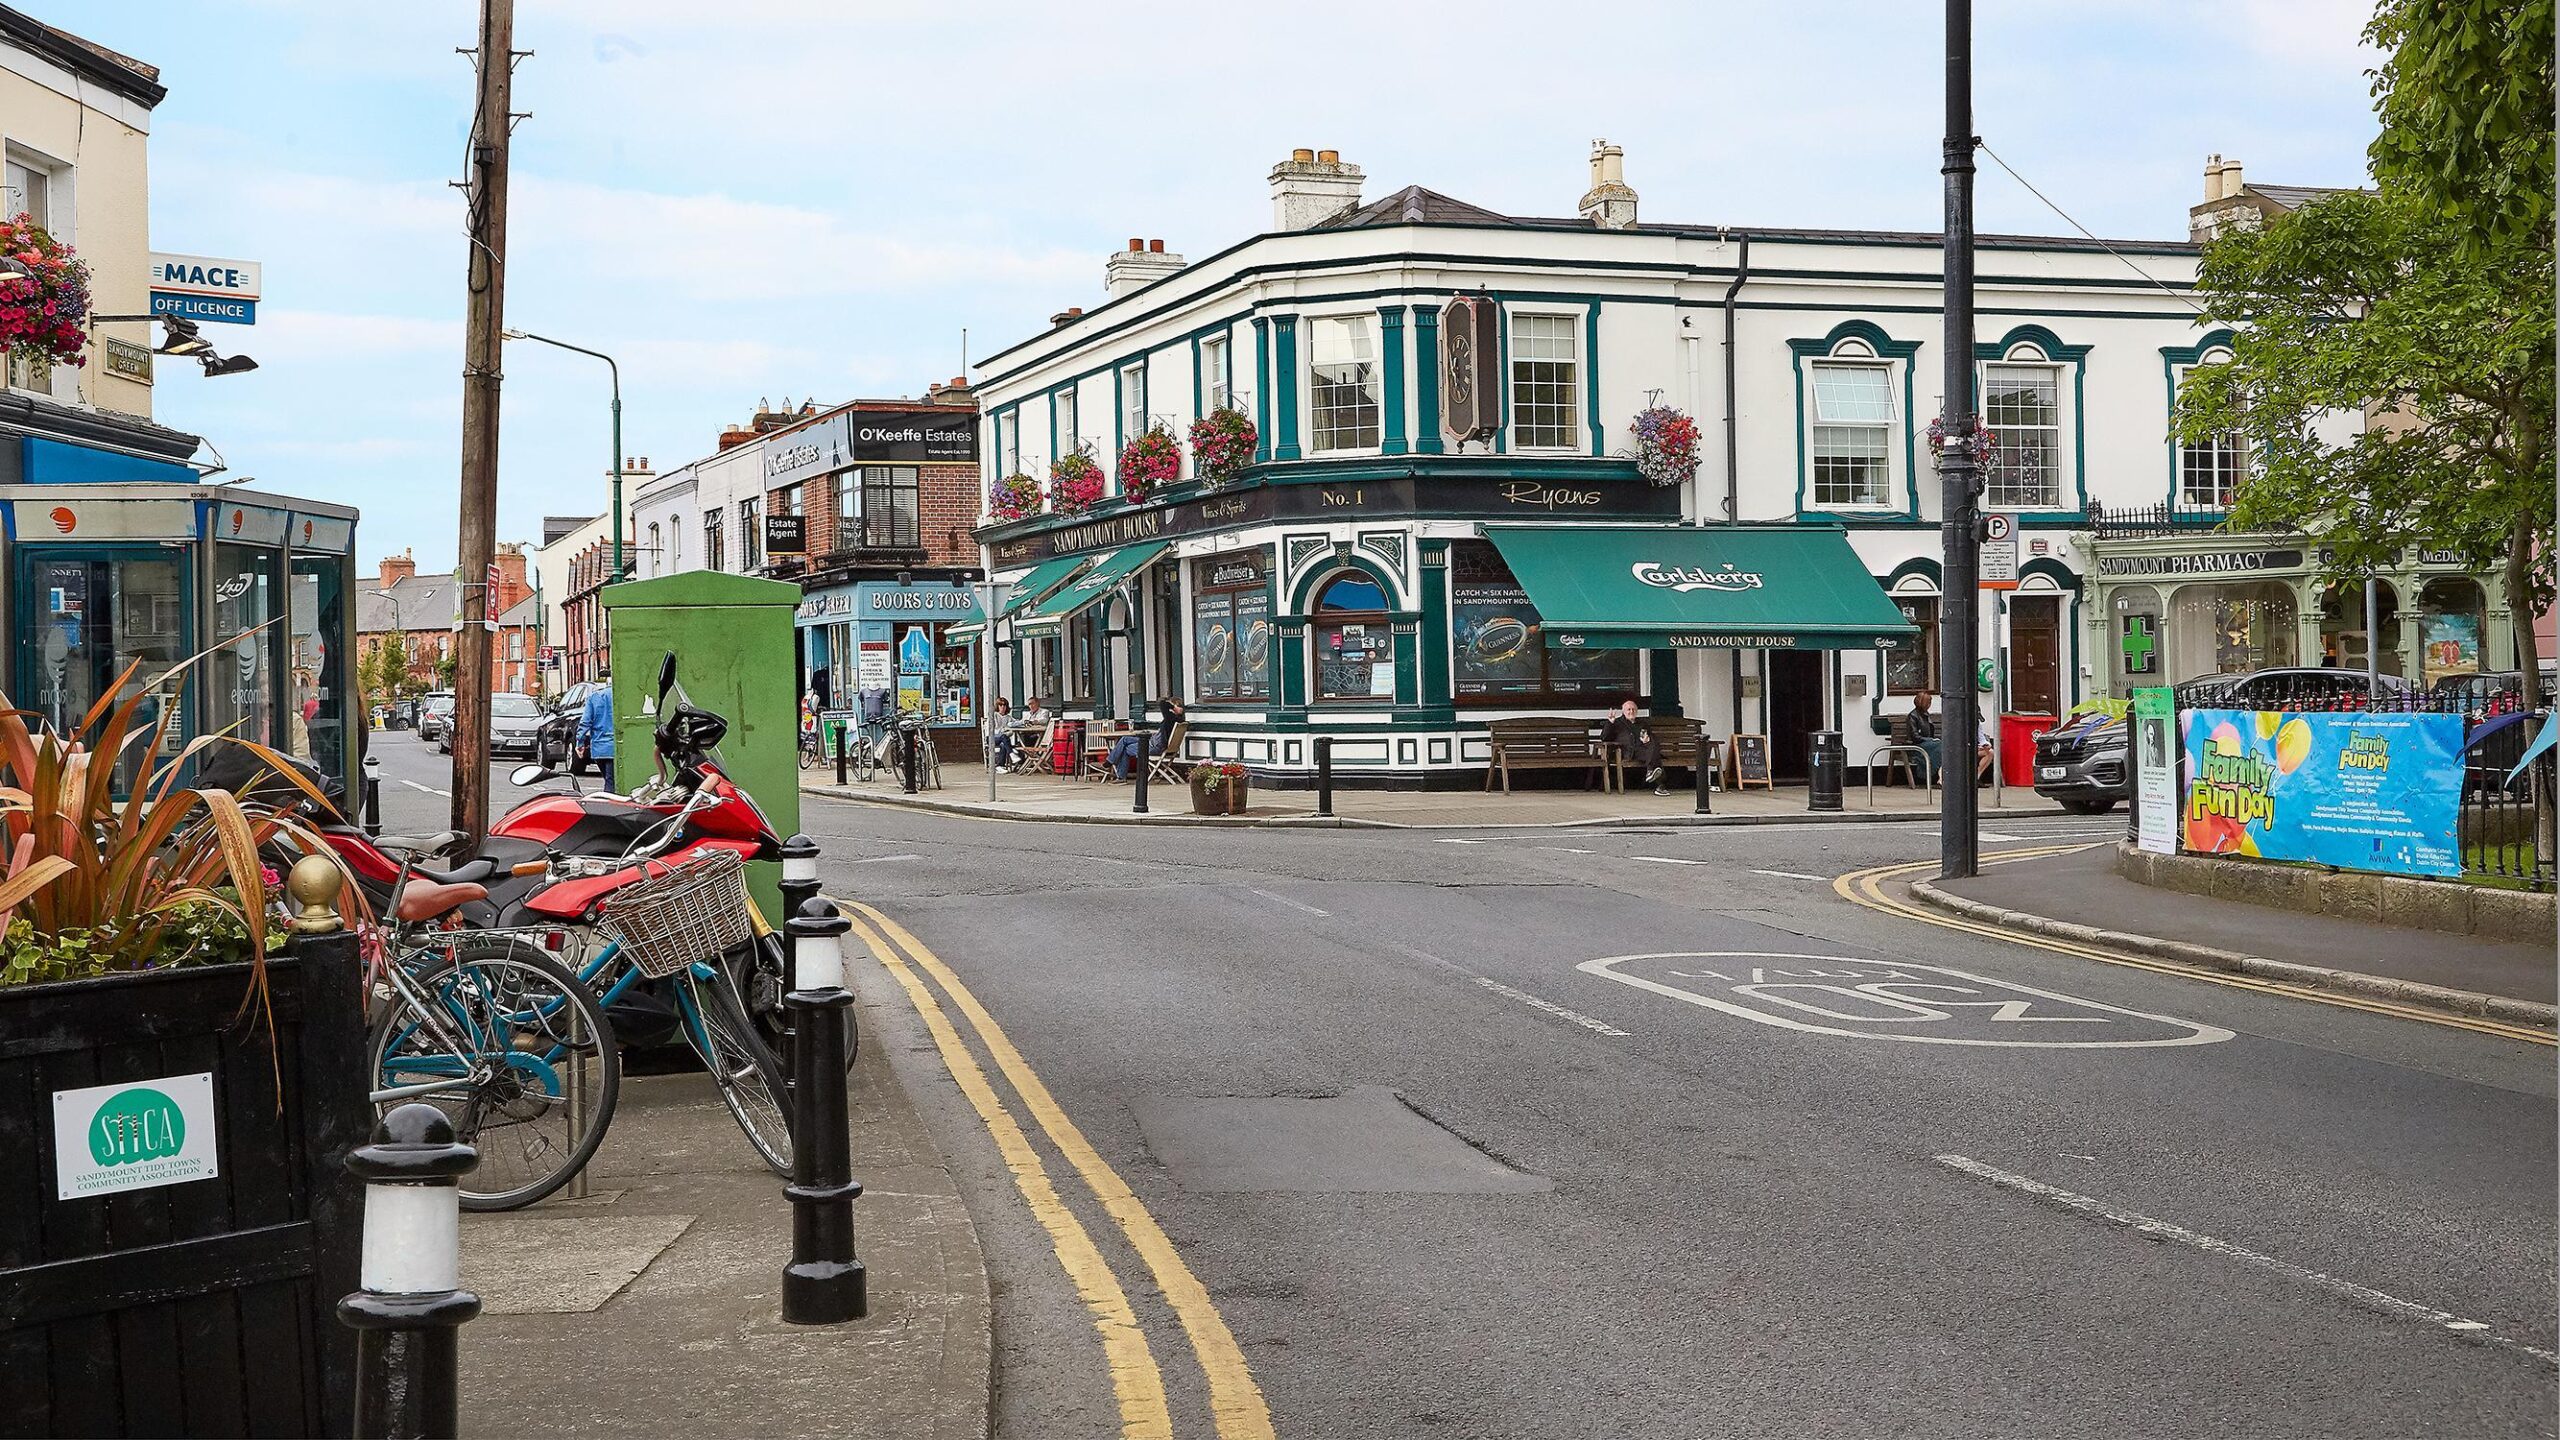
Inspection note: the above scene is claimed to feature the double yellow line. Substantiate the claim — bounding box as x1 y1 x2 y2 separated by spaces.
841 901 1275 1440
1835 848 2557 1047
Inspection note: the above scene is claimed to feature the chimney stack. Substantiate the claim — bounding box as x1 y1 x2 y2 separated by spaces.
379 549 417 592
1105 236 1187 298
1269 147 1363 231
2188 153 2256 243
1579 139 1638 230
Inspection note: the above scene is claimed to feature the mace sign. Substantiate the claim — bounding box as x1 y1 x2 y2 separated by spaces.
53 1072 221 1199
149 252 262 325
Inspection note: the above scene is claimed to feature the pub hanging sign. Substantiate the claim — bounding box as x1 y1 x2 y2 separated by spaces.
1440 294 1500 442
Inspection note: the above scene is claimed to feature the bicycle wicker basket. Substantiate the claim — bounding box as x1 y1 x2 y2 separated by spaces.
595 849 753 978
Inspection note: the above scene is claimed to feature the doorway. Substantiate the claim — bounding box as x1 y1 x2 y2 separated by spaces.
2009 595 2062 715
1766 650 1824 781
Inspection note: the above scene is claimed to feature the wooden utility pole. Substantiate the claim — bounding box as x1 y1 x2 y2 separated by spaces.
450 0 516 838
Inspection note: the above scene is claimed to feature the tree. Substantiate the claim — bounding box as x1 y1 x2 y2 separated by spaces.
2366 0 2554 257
2174 187 2555 707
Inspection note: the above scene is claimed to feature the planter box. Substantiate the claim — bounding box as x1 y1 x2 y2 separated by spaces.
0 942 369 1438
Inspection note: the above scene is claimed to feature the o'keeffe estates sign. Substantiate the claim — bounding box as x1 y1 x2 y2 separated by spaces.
53 1072 220 1199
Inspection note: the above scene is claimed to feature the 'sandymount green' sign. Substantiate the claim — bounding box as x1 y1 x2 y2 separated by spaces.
53 1072 221 1200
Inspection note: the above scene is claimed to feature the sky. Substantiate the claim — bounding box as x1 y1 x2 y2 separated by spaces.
64 0 2383 573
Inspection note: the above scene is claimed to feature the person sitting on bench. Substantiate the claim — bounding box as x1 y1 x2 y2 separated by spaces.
1601 697 1667 794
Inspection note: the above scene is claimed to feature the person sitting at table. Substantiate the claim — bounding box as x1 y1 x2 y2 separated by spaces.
1601 697 1667 794
1021 696 1053 729
987 697 1016 769
1109 697 1184 780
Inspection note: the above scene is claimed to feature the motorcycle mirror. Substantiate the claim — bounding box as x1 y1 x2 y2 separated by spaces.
656 652 678 707
509 763 554 786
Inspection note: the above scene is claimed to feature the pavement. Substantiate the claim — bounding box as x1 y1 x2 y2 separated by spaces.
799 797 2555 1440
806 767 2071 829
1917 843 2558 1023
455 1018 991 1438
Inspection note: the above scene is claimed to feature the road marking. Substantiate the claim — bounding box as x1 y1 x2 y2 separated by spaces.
1833 853 2559 1047
853 853 921 864
838 910 1171 1439
1628 855 1703 866
1935 1154 2558 1368
1750 869 1829 881
1472 977 1631 1037
396 779 449 796
1580 952 2231 1048
848 902 1275 1440
1245 887 1329 916
1433 838 1490 844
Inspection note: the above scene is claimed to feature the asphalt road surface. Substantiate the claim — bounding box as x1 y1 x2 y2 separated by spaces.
366 727 570 834
804 796 2556 1440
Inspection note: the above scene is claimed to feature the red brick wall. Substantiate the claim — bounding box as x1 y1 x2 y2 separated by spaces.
921 462 978 567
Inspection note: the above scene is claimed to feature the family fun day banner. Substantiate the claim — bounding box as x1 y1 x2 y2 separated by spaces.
2180 708 2464 877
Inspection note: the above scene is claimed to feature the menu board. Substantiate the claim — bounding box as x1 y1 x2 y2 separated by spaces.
1726 733 1772 789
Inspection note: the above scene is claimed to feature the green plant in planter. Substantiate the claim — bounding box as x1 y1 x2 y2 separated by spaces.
0 660 346 1002
1187 762 1250 812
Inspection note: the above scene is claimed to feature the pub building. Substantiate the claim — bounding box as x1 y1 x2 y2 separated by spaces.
963 145 2509 787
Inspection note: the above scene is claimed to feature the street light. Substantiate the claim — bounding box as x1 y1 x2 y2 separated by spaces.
89 313 259 375
503 329 626 583
0 256 29 288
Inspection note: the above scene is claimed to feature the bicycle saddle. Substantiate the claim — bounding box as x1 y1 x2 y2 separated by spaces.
391 877 489 923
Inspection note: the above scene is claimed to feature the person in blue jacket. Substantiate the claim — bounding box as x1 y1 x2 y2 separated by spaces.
578 669 617 791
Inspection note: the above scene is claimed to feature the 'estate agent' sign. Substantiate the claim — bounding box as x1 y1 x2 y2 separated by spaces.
54 1072 221 1199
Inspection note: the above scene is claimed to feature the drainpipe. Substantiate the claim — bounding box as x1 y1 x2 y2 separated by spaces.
1719 231 1752 524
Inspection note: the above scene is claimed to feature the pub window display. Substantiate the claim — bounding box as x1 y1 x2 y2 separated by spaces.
1449 542 1636 704
1312 572 1394 701
2168 580 2296 679
1191 551 1272 702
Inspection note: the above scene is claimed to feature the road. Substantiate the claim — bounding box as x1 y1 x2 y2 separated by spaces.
366 728 563 834
803 797 2556 1440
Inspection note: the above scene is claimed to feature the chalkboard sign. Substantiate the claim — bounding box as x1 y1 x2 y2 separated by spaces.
1725 733 1773 790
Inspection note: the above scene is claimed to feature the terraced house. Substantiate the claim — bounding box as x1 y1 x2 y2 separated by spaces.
966 144 2483 787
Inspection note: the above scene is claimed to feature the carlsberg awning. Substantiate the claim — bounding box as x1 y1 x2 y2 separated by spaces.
995 555 1093 620
1015 541 1172 635
1482 524 1918 651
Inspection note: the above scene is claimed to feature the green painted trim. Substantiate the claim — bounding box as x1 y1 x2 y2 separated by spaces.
1883 556 1943 589
1493 302 1509 455
1287 550 1404 615
1417 540 1452 709
1975 322 2093 362
2159 328 2238 508
1379 306 1409 456
2018 557 2082 592
1275 617 1308 709
1111 364 1125 466
1047 389 1059 470
1975 323 2093 517
1584 301 1604 456
1392 621 1420 706
1786 319 1924 522
1412 305 1445 454
1251 317 1271 464
1272 316 1301 461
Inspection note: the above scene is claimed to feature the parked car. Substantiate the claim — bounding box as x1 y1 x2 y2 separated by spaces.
2427 666 2555 709
415 691 456 744
2031 668 2419 813
487 692 547 758
538 681 604 769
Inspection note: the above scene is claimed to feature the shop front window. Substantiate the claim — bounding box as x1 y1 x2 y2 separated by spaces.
936 634 976 725
1886 593 1940 694
19 551 188 792
1449 542 1636 704
1312 572 1395 702
2318 578 2403 676
1064 611 1097 703
2418 577 2487 686
1190 550 1272 702
209 544 280 751
2168 580 2297 680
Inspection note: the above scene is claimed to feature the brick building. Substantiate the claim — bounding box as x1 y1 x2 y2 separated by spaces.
355 543 543 698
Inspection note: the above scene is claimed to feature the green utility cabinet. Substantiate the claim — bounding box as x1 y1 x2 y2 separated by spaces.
601 571 802 922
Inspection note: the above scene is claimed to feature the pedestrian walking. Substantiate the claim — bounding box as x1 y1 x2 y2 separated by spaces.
579 668 616 792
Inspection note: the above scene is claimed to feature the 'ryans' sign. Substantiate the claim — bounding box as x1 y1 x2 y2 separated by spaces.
149 252 263 326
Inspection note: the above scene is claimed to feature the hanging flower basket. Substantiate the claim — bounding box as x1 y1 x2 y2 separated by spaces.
1627 403 1701 488
1048 448 1107 516
987 471 1042 522
1117 426 1182 503
1187 407 1257 489
0 214 91 374
1927 414 1997 469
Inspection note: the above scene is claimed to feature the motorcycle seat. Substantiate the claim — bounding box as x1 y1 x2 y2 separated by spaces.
392 877 490 923
415 857 500 886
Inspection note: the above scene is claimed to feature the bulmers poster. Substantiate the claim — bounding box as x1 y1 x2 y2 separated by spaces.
2180 708 2462 877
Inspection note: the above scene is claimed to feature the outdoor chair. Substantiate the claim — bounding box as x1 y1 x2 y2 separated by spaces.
1145 721 1192 786
1870 712 1934 805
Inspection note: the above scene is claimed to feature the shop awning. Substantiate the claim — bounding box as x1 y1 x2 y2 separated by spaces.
996 555 1093 621
1015 541 1172 635
1483 525 1918 651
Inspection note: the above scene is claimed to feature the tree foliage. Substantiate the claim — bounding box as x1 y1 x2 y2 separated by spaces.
2174 188 2554 698
2366 0 2555 255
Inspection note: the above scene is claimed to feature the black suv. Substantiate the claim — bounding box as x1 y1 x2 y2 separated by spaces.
2032 668 2417 813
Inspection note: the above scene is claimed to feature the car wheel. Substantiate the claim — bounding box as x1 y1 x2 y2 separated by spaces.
2060 798 2116 815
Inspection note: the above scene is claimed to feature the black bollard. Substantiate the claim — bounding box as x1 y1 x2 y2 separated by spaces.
1132 751 1149 813
339 1104 481 1440
834 721 849 786
783 897 867 1323
1694 746 1714 815
362 755 383 836
775 833 822 1070
1313 735 1334 818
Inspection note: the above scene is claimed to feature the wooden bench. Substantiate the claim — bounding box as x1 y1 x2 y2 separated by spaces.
1484 717 1601 793
1604 717 1717 793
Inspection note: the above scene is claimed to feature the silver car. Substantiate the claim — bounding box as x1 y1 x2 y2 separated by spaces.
488 692 546 758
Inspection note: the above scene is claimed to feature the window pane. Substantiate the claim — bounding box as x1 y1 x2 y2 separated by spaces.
1812 423 1891 507
1309 317 1380 452
2180 435 2244 507
1510 314 1580 450
1122 365 1146 442
1886 596 1939 694
1811 363 1893 423
1983 364 2061 508
1315 574 1387 612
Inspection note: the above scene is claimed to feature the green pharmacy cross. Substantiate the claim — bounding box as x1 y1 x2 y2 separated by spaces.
2122 614 2158 675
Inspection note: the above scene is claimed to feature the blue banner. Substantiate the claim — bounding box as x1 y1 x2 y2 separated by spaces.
151 291 257 325
2180 709 2462 877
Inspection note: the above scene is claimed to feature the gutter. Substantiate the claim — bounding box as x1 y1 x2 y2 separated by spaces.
1718 230 1751 523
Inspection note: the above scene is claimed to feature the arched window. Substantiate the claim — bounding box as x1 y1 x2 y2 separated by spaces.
1985 342 2062 508
1810 337 1895 508
646 523 662 575
1885 572 1940 695
1312 572 1391 701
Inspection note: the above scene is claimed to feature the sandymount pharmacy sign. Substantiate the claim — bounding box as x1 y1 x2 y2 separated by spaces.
2095 548 2305 578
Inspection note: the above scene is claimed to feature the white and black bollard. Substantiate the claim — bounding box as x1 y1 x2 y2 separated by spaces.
779 832 823 922
339 1103 481 1440
782 897 867 1324
362 753 384 836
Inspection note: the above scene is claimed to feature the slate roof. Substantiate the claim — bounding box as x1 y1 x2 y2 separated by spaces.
2247 182 2359 212
1313 185 1521 231
355 573 458 633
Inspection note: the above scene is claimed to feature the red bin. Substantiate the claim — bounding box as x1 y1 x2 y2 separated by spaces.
2000 713 2056 788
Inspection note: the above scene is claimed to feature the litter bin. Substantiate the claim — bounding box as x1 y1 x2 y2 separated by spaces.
1807 729 1845 812
2000 713 2057 788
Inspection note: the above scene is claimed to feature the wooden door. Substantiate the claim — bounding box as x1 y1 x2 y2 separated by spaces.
2010 596 2062 715
1766 650 1824 780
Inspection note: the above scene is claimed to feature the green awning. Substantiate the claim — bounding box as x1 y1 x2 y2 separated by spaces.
1483 524 1918 651
944 621 984 643
1015 541 1172 634
997 555 1092 620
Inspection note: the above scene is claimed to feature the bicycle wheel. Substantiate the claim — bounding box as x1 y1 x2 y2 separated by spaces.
681 962 795 1176
370 939 621 1211
740 930 860 1075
